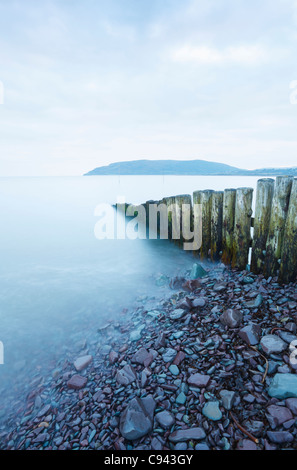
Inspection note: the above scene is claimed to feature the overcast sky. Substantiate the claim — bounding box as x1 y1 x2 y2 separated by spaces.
1 0 297 176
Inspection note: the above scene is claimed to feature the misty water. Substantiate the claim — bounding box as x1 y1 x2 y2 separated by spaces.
0 175 262 421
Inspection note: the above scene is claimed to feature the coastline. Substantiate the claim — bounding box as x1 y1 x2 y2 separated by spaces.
1 262 297 451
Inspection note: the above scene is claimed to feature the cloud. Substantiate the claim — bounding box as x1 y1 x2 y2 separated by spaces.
172 44 271 66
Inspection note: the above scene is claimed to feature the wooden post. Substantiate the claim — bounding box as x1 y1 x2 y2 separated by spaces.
210 191 223 261
250 178 275 274
221 188 236 265
174 194 192 246
278 178 297 284
263 176 294 278
232 187 254 270
193 190 214 259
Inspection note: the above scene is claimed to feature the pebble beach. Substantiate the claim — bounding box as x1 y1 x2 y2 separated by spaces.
1 261 297 451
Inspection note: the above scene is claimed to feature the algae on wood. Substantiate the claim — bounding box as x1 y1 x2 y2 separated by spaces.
263 176 293 277
278 178 297 284
232 187 254 270
251 178 274 274
193 190 214 259
221 189 236 265
210 191 223 261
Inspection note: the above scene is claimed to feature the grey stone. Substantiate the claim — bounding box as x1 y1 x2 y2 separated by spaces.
190 263 207 280
162 348 177 363
120 396 155 440
169 309 186 320
131 347 153 365
73 355 93 372
202 401 222 421
285 398 297 415
268 373 297 399
169 427 206 443
155 410 175 429
213 282 227 292
238 323 262 345
267 431 294 444
188 373 210 388
245 294 263 309
220 309 243 328
266 405 293 426
67 374 88 390
260 335 287 355
192 298 206 308
116 364 137 385
219 390 236 410
278 331 297 344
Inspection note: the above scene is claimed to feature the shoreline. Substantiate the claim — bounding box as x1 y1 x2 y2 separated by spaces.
1 262 297 451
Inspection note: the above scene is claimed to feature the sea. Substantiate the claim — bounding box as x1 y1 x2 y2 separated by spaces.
0 175 263 421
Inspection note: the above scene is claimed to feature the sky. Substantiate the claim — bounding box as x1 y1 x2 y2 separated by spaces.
0 0 297 176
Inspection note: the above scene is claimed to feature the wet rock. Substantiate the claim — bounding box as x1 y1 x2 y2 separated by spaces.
202 401 222 421
131 348 153 366
190 263 207 280
192 298 206 308
268 373 297 399
168 427 206 443
219 390 236 410
266 405 293 426
119 396 155 440
67 375 88 390
285 398 297 415
220 309 243 329
267 431 294 444
238 323 262 345
260 335 287 355
244 294 263 309
188 373 210 389
237 439 258 450
108 350 119 364
116 365 137 385
172 351 185 366
162 348 177 363
169 309 186 320
213 282 227 292
73 355 93 372
155 410 175 429
154 332 166 350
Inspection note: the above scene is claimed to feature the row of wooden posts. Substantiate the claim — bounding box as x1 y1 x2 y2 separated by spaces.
132 176 297 284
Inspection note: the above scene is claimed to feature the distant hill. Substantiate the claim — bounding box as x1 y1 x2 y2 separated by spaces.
84 159 297 176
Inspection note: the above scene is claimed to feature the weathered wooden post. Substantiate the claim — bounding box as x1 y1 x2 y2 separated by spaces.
250 178 274 274
193 190 214 259
263 176 293 278
232 187 254 270
278 178 297 284
210 191 223 261
221 188 236 265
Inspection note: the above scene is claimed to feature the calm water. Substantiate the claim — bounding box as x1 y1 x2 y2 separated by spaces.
0 175 263 415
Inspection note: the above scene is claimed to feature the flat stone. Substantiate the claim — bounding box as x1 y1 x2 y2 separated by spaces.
190 263 207 280
73 355 93 372
260 335 287 355
278 331 297 344
213 282 227 292
188 373 210 388
120 396 155 440
266 405 293 426
175 392 187 405
220 309 243 328
244 294 263 309
131 347 153 366
155 410 175 429
108 350 119 364
116 364 137 385
162 348 177 363
67 374 88 390
267 431 294 444
268 373 297 399
285 398 297 415
238 323 262 345
237 439 258 451
202 401 222 421
168 427 206 443
169 309 186 320
172 351 185 366
169 364 180 376
191 298 206 308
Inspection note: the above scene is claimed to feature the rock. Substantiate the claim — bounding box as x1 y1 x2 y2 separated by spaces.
267 431 294 444
108 350 119 364
73 355 93 372
238 323 262 345
285 398 297 415
119 396 155 440
260 335 287 355
162 348 177 363
245 294 263 309
237 439 258 450
188 373 211 388
169 309 186 320
116 365 137 385
175 392 187 405
190 263 207 280
268 373 297 399
172 351 185 366
266 405 293 426
154 332 167 349
131 348 153 366
195 443 210 450
168 427 206 443
278 331 297 344
155 273 169 286
220 309 243 328
67 375 88 390
202 401 222 421
191 298 206 308
155 410 175 429
213 282 227 292
169 365 179 376
130 325 145 342
219 390 236 410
